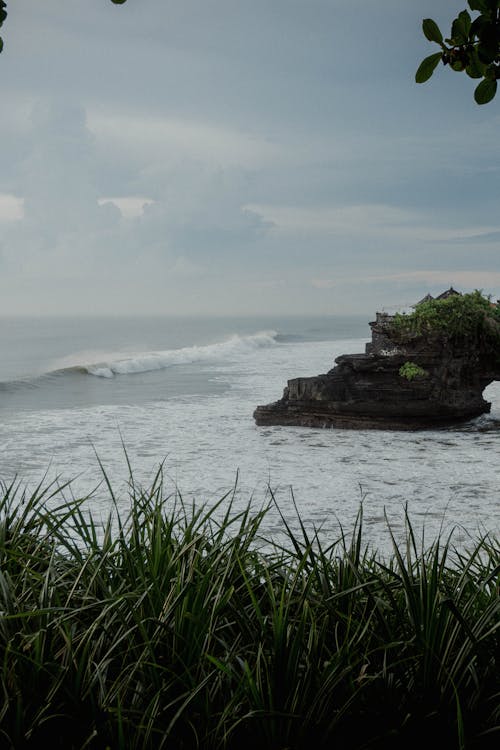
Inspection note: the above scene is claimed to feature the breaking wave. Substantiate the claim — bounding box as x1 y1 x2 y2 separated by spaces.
0 331 281 390
81 330 279 378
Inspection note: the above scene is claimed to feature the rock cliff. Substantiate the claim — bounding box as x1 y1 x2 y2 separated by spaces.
254 291 500 430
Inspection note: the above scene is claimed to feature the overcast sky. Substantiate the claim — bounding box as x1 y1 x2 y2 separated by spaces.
1 0 499 316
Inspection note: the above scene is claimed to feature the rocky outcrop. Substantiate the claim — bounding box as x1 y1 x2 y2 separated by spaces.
254 303 500 430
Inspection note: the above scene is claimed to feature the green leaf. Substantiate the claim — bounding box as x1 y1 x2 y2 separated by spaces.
478 42 497 64
110 0 128 4
474 77 497 104
466 49 487 78
459 9 472 36
0 37 3 54
470 15 488 40
468 0 488 11
452 13 471 45
477 22 498 63
415 52 442 83
466 65 484 79
469 0 498 17
422 18 443 44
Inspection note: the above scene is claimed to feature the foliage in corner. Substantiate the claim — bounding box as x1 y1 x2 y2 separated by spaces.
0 1 127 55
416 1 500 104
399 361 429 381
0 1 6 54
391 290 500 354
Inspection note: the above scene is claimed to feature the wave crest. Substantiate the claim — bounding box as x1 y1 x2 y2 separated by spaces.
85 330 278 378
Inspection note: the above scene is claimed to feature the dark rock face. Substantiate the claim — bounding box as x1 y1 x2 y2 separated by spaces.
254 312 498 430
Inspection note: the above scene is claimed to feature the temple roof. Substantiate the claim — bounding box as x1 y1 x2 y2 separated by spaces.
415 293 434 306
435 287 461 300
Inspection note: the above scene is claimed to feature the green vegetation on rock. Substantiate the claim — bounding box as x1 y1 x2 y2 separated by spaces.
399 361 429 381
391 291 500 355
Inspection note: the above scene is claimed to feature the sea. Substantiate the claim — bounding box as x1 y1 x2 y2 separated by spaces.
1 314 499 554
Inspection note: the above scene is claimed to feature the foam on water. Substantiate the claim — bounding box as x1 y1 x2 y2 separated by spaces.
0 316 499 554
85 331 278 378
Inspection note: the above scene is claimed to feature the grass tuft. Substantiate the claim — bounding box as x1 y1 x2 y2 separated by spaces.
0 472 497 748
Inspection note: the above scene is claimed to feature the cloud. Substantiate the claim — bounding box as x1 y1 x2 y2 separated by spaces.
310 270 500 316
2 1 500 315
247 202 500 246
446 231 500 244
0 194 24 222
88 110 282 171
0 99 274 313
246 203 419 237
367 270 500 290
313 270 500 289
98 197 154 219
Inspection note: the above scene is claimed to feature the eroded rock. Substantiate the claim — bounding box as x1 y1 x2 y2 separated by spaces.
254 293 500 430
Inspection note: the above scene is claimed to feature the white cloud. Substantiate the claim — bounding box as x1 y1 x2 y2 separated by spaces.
2 1 500 315
0 194 24 221
98 197 154 219
246 203 416 235
247 202 500 246
88 111 281 170
0 99 274 314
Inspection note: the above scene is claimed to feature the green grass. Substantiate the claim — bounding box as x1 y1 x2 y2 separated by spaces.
0 470 498 749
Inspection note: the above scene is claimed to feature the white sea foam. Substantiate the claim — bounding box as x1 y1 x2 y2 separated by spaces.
86 331 278 378
2 316 498 555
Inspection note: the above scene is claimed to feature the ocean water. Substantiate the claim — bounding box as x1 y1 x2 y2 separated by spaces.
1 314 499 553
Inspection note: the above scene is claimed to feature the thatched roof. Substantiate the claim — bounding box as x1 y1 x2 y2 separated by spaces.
415 293 434 306
435 287 461 300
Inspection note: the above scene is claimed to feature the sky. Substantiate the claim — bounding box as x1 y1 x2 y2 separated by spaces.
1 0 500 316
